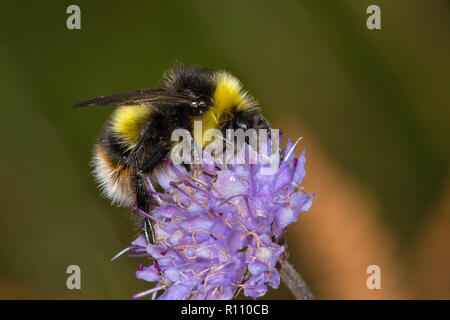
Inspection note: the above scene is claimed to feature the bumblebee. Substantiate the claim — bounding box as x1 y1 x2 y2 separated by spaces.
74 65 271 244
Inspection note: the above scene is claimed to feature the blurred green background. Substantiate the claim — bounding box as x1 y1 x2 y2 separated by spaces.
0 1 449 299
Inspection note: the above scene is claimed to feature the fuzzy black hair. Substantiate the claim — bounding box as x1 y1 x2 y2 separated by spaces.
162 64 215 98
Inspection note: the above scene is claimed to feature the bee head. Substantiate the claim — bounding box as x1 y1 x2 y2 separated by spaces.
221 109 270 132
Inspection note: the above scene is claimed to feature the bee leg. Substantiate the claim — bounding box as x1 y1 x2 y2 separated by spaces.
136 176 156 245
143 217 156 245
135 142 170 246
136 176 162 276
140 147 170 174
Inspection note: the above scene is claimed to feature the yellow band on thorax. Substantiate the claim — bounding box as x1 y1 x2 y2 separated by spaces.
111 105 151 148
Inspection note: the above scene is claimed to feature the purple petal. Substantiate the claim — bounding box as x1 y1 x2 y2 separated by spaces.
283 139 293 160
136 267 161 282
290 150 306 189
158 283 193 300
180 216 214 232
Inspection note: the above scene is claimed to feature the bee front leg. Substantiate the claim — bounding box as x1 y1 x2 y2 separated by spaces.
139 146 170 174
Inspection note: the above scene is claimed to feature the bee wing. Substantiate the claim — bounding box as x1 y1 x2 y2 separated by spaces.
73 88 207 109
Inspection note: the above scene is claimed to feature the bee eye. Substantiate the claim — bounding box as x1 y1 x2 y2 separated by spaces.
181 88 195 95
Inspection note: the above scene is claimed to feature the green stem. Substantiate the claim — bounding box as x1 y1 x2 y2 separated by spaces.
279 260 314 300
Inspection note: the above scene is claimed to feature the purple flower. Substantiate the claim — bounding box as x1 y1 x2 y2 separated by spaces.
114 138 314 300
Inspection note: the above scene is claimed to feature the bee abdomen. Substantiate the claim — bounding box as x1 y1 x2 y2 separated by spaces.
92 144 135 207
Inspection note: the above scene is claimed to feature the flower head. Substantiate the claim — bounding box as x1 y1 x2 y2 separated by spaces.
115 138 314 299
